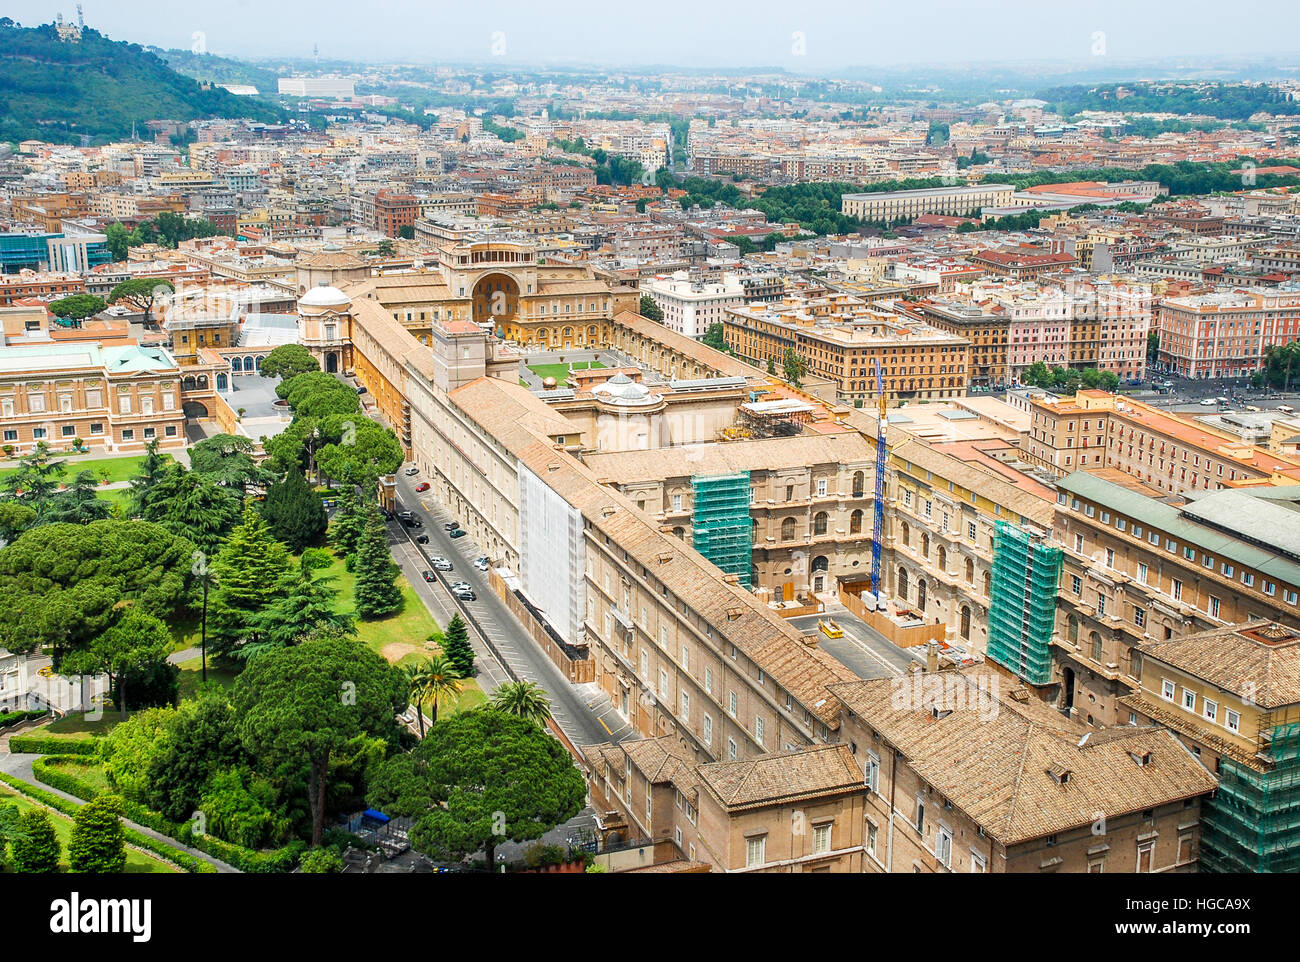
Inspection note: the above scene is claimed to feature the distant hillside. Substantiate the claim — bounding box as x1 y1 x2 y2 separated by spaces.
0 21 286 145
157 47 284 96
1039 81 1300 120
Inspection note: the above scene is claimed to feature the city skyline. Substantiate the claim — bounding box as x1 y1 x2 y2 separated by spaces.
8 0 1300 71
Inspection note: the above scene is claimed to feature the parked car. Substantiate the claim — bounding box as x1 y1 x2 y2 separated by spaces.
443 521 459 531
449 529 467 539
1200 398 1217 406
415 482 431 492
450 582 472 592
473 558 490 571
356 385 368 395
402 517 423 529
415 534 430 544
430 557 453 571
404 466 419 476
421 571 435 583
398 510 414 521
454 588 476 601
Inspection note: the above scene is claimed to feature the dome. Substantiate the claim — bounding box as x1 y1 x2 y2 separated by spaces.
298 284 351 308
593 372 659 406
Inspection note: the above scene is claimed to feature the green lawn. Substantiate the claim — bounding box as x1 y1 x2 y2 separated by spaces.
0 453 171 485
0 787 179 874
43 714 120 738
317 554 485 713
526 360 606 384
41 756 112 794
176 656 240 699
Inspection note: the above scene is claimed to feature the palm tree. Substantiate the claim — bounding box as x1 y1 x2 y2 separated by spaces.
408 655 462 735
489 681 552 726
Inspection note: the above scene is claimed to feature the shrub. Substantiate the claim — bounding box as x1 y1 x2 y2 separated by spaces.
299 846 343 873
9 734 98 756
68 794 127 873
11 808 61 873
197 767 287 850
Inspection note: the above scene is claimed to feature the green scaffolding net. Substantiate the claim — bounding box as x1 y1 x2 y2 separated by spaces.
691 472 752 588
1201 720 1300 873
987 521 1062 686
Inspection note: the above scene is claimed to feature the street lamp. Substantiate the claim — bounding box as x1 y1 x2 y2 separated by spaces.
497 852 506 875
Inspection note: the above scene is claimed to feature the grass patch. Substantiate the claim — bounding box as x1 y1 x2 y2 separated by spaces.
0 453 171 485
176 656 240 699
317 554 485 715
0 787 180 874
95 487 133 511
44 714 120 738
40 756 112 794
526 360 605 384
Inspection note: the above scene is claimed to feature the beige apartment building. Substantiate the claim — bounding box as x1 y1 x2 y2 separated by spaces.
1024 390 1300 493
1050 472 1300 728
582 434 878 598
0 341 187 454
830 668 1216 873
840 183 1015 223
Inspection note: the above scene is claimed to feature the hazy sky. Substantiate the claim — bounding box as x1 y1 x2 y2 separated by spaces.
11 0 1300 70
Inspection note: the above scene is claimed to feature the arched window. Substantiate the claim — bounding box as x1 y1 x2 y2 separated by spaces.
897 566 909 600
1068 614 1080 644
964 558 974 584
781 517 796 541
917 578 927 612
811 555 829 572
850 509 863 534
852 471 865 498
231 356 243 372
1090 632 1103 663
982 571 991 598
937 545 947 571
673 526 685 540
813 511 829 536
900 521 910 546
921 533 930 557
960 605 971 640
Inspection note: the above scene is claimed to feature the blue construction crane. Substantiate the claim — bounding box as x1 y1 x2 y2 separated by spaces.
870 358 887 607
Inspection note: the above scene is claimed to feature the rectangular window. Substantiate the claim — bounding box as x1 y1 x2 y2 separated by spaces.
1161 679 1176 701
813 824 831 855
754 715 764 745
1138 563 1148 584
1172 579 1183 601
704 667 713 694
728 691 737 717
864 754 879 793
1134 606 1146 628
746 836 766 868
1204 699 1217 723
727 738 737 761
1182 688 1196 712
657 668 668 699
680 691 689 721
936 828 952 868
703 714 712 745
1226 710 1240 734
866 822 878 857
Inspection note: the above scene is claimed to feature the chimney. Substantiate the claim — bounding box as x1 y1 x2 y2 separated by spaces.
925 640 940 672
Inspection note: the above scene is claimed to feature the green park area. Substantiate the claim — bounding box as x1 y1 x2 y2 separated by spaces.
526 359 606 384
0 348 580 873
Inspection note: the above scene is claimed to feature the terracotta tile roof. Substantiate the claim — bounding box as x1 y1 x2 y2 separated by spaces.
695 744 862 811
1135 622 1300 710
829 668 1217 845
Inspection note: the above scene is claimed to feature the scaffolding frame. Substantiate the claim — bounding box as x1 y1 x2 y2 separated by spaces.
987 521 1062 686
691 472 752 588
1201 719 1300 873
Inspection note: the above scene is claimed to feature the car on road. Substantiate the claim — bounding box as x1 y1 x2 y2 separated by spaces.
402 517 423 528
404 466 419 476
473 557 490 571
421 571 436 583
415 534 430 544
1200 397 1217 406
443 521 459 531
415 482 430 492
398 510 413 520
454 588 476 602
430 557 453 571
450 581 472 592
449 528 467 539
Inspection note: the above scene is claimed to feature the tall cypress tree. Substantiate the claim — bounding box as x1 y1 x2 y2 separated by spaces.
329 486 366 557
441 614 475 677
208 506 292 658
353 503 402 620
261 466 327 553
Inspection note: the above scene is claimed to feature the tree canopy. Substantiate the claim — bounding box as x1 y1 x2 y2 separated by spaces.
368 710 584 867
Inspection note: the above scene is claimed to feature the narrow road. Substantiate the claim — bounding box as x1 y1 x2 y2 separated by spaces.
389 471 632 749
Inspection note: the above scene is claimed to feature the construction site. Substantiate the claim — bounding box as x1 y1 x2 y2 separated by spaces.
986 521 1063 686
